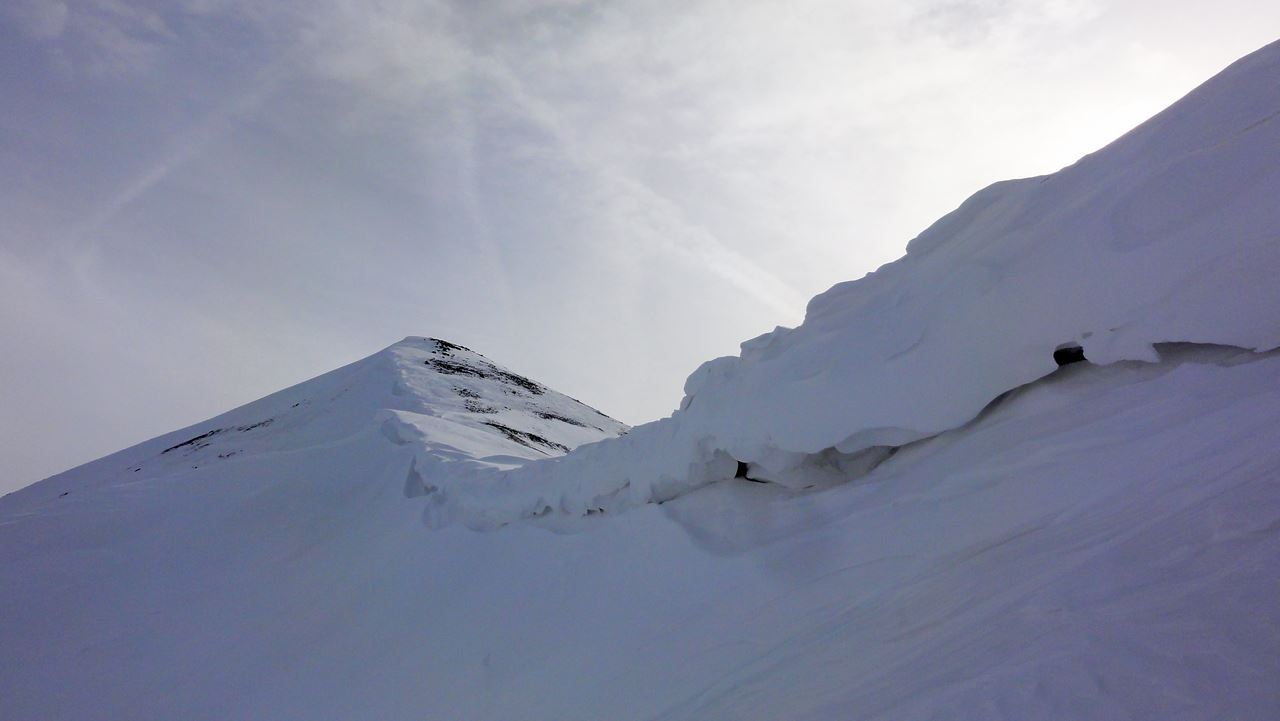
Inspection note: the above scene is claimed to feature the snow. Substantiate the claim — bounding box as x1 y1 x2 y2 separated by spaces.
416 38 1280 529
3 39 1280 721
4 336 624 507
4 345 1279 720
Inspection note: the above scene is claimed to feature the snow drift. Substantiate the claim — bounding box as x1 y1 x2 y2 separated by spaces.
3 39 1280 721
416 39 1280 530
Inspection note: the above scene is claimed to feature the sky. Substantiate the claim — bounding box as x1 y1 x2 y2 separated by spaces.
1 0 1277 493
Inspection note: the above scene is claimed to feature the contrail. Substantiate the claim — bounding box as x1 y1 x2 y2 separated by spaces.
472 52 809 320
68 55 296 271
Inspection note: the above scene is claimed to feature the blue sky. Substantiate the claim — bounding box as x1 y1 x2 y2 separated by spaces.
2 0 1278 492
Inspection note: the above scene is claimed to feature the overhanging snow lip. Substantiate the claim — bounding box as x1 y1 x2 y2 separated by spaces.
411 343 1277 533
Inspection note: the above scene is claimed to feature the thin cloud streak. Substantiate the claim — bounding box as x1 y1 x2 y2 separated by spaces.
299 1 808 316
472 50 809 316
68 56 296 271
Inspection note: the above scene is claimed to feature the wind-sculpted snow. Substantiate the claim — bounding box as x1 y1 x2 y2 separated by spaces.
6 343 1280 721
413 39 1280 530
5 41 1280 721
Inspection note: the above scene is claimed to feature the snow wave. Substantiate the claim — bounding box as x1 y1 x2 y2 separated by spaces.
411 40 1280 531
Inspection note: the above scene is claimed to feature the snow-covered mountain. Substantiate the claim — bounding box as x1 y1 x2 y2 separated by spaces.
4 336 627 507
413 37 1280 531
3 41 1280 721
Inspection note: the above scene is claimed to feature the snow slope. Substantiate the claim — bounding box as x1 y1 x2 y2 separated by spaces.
417 38 1280 529
3 346 1278 720
3 40 1280 721
3 336 624 509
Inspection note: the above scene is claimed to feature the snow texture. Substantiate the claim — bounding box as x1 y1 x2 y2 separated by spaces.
4 345 1279 720
31 337 621 493
3 39 1280 721
416 38 1280 530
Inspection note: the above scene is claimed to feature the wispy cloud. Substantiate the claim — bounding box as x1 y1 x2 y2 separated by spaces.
69 56 294 270
5 0 69 40
287 1 819 315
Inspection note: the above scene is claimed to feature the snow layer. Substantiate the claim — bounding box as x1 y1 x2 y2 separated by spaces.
4 39 1280 721
4 345 1279 720
4 336 624 510
416 39 1280 528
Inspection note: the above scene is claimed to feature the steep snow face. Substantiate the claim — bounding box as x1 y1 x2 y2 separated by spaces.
695 38 1280 457
418 39 1280 529
374 338 627 468
10 337 625 508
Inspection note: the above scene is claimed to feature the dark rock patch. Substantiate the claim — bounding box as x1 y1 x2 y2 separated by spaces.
424 358 488 379
429 338 472 356
161 428 224 454
536 411 592 429
464 399 499 414
493 369 544 395
481 421 570 454
426 358 544 395
236 419 273 432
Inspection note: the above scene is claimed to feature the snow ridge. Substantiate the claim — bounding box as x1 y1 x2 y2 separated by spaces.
6 336 625 508
4 41 1280 721
411 39 1280 531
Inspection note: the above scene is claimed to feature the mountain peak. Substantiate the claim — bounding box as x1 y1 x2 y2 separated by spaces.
4 41 1280 721
5 338 626 508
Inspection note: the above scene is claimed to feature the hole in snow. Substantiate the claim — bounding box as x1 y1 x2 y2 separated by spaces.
1053 344 1087 367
